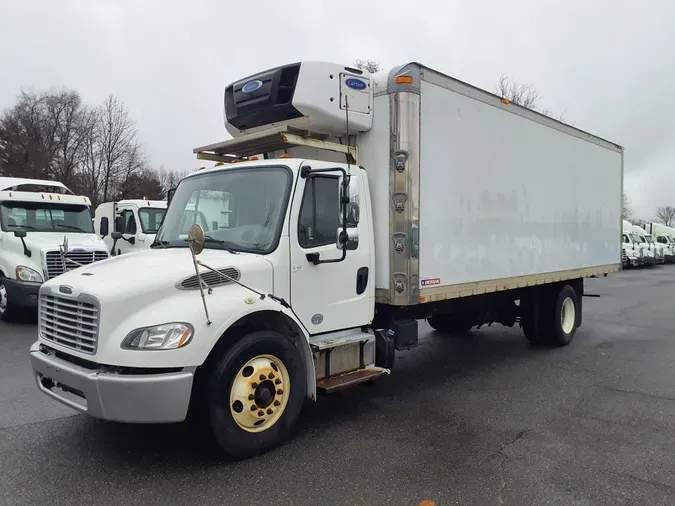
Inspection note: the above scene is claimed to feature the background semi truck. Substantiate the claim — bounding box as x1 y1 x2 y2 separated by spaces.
94 199 168 255
0 177 109 321
30 61 623 458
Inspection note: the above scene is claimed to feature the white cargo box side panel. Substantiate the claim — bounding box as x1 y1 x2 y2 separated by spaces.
358 94 391 290
418 79 622 287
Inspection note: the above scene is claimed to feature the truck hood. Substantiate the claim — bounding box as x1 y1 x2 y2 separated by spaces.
40 247 274 304
22 232 107 251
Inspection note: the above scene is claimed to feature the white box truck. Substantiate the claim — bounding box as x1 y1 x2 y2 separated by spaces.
93 199 168 255
0 177 110 321
29 61 623 458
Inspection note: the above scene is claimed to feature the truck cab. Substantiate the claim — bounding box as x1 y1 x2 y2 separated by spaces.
646 222 675 263
94 199 168 256
622 220 643 267
630 223 657 266
0 177 109 321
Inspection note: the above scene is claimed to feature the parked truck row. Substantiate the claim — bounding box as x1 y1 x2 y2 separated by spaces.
25 60 627 458
622 219 675 267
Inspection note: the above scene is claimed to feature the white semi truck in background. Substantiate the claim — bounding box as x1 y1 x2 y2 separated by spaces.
646 222 675 262
93 199 168 256
632 223 664 265
622 219 643 268
30 61 623 458
0 177 109 321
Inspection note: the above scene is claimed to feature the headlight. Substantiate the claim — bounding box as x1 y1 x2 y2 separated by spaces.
15 265 43 283
121 323 194 350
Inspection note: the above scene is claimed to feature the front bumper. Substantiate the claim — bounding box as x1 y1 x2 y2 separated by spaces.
4 278 40 309
29 342 194 423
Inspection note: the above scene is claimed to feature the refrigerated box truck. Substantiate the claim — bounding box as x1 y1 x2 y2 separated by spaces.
30 61 623 458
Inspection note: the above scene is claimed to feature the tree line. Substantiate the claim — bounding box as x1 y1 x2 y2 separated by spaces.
3 61 671 227
0 88 187 207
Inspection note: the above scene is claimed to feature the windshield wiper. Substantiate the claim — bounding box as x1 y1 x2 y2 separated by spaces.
183 236 240 254
56 224 87 232
151 240 171 249
9 224 39 231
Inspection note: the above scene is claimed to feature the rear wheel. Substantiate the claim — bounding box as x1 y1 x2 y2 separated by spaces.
207 330 306 459
520 284 579 347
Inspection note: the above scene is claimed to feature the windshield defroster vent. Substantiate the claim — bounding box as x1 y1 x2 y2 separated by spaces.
178 267 241 290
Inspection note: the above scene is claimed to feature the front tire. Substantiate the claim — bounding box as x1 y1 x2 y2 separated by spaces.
207 330 307 459
0 276 21 323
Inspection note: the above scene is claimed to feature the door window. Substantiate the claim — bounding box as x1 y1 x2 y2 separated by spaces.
298 176 339 248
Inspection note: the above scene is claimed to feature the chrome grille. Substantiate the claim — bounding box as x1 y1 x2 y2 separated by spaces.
39 294 99 354
44 249 109 280
179 267 240 289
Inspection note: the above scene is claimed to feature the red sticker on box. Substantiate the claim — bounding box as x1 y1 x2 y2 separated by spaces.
421 278 440 287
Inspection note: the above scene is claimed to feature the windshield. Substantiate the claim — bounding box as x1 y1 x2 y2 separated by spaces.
155 166 292 254
629 233 642 243
138 207 166 234
646 236 654 244
0 201 94 233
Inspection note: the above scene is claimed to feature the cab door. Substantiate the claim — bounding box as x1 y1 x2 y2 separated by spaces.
114 206 140 255
289 163 372 334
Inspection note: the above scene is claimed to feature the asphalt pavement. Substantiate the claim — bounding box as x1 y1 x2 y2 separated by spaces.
1 267 675 505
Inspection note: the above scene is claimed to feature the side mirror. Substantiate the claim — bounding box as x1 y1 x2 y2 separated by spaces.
13 228 27 239
114 215 125 234
336 227 359 250
111 231 123 240
211 221 219 231
100 217 109 237
167 188 176 204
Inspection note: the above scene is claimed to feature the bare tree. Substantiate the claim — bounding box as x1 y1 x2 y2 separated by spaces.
622 192 633 221
353 59 382 73
655 206 675 227
494 74 568 122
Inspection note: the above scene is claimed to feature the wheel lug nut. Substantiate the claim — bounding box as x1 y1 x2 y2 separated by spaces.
269 373 275 379
250 405 257 411
267 408 273 415
277 389 283 395
248 394 254 400
275 379 281 385
252 382 259 389
258 410 264 416
259 374 267 381
274 400 281 407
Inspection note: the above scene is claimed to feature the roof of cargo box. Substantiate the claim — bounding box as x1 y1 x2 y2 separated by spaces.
381 62 624 154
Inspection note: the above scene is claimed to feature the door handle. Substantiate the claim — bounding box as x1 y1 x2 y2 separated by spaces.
356 267 369 295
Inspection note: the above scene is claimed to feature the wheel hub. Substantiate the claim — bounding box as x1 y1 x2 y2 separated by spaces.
0 283 7 314
561 297 575 334
230 354 290 433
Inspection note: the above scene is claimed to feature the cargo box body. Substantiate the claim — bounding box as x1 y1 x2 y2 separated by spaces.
358 63 623 306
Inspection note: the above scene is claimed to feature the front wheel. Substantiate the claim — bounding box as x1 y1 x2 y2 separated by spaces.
208 330 307 459
0 276 21 323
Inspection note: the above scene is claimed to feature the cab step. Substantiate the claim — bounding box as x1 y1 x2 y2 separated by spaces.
316 367 390 394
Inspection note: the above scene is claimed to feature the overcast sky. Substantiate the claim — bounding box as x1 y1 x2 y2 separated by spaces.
1 0 673 218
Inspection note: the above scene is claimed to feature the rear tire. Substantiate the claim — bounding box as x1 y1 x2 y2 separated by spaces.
520 284 578 347
207 330 306 459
